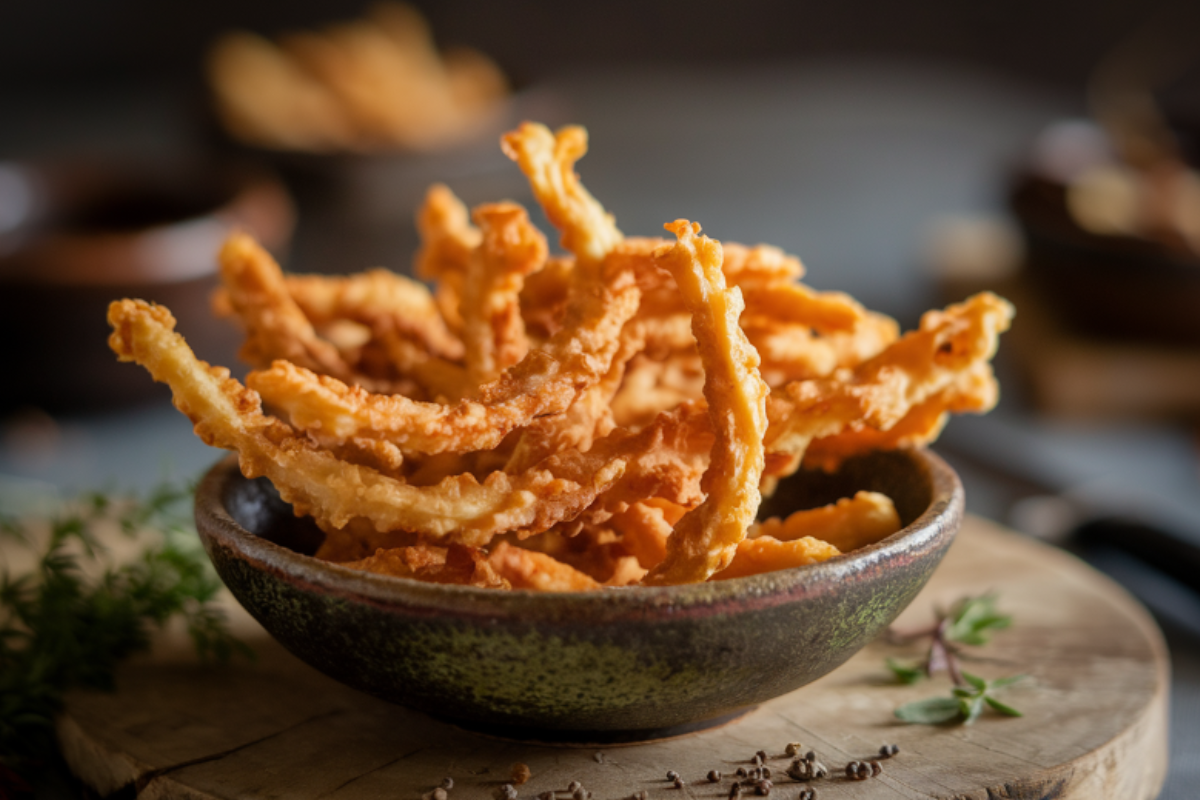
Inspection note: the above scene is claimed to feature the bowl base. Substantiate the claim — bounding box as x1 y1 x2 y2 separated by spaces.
441 707 757 748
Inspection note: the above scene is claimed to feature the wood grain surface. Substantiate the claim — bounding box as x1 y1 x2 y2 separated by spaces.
57 516 1169 800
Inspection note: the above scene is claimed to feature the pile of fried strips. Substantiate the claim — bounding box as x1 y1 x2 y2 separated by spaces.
107 122 1012 590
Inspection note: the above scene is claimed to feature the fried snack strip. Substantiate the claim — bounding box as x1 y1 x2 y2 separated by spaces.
711 537 842 581
643 222 769 585
801 364 998 471
488 541 601 591
249 240 641 454
283 268 463 360
415 183 479 333
108 299 639 546
501 122 623 265
751 491 901 552
764 292 1014 476
341 543 509 588
219 233 360 382
749 311 899 386
459 202 549 382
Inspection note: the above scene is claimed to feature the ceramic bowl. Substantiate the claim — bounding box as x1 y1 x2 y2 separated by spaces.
194 447 963 743
0 157 293 413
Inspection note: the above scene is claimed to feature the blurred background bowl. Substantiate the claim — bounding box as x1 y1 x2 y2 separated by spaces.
1009 161 1200 346
0 157 294 414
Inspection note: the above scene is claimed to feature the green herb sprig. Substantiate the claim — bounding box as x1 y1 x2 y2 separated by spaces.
894 671 1026 725
885 593 1012 685
0 482 249 778
884 593 1025 725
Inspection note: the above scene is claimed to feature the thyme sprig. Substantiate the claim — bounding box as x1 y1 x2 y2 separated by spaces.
0 481 249 777
884 593 1025 724
884 593 1012 685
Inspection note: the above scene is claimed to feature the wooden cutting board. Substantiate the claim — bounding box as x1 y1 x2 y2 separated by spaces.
57 516 1169 800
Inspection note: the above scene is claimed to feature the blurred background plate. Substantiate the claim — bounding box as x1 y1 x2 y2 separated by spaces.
0 156 294 413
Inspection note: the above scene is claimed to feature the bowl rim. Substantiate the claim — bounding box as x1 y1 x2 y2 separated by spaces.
195 447 963 620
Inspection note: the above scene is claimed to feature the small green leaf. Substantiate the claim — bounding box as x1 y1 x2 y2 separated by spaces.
961 695 985 725
984 696 1024 717
960 671 987 691
886 658 926 684
987 674 1027 689
895 696 962 724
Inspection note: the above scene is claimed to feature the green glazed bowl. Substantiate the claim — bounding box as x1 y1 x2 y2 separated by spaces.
194 448 962 743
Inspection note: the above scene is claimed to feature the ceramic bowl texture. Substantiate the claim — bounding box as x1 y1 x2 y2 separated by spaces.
195 447 963 743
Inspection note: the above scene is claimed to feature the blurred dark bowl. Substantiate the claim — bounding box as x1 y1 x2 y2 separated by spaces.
1009 169 1200 346
0 157 294 414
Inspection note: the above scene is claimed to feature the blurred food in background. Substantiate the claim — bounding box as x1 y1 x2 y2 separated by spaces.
207 2 510 154
0 158 293 414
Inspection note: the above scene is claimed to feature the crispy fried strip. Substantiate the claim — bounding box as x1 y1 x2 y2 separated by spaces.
801 364 998 471
460 202 549 382
643 222 769 585
250 246 642 453
342 543 509 588
764 292 1014 476
218 233 359 381
749 310 899 385
711 536 841 581
609 502 672 570
488 541 601 591
751 491 901 552
720 242 805 287
108 299 637 546
284 268 463 360
500 122 623 265
257 127 651 454
415 183 480 333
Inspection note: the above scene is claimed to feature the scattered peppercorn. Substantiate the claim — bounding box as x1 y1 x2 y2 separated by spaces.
756 750 768 761
573 789 589 800
761 767 772 779
539 793 555 800
798 790 815 800
666 771 679 782
432 789 448 800
708 770 722 783
803 751 815 764
511 764 532 786
879 743 900 758
594 752 605 764
568 782 583 793
729 784 742 800
441 778 455 790
752 754 763 767
811 763 828 780
673 777 686 789
755 779 772 796
869 761 882 777
784 743 803 757
736 768 748 778
498 785 519 800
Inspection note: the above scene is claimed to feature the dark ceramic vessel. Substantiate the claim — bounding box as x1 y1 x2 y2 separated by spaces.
195 448 963 743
